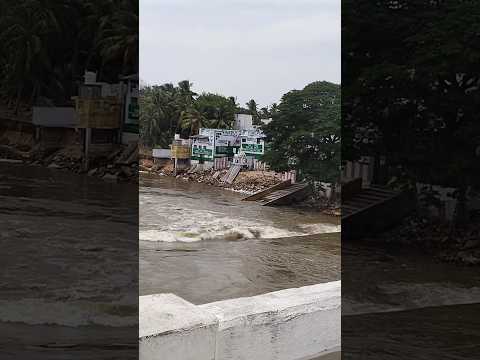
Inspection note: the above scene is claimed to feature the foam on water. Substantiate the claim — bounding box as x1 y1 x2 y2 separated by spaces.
299 223 341 234
140 225 303 242
140 182 340 243
140 215 340 243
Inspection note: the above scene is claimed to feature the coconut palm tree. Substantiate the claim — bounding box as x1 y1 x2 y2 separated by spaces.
96 0 138 75
179 108 206 136
0 0 62 111
246 99 261 124
0 0 140 108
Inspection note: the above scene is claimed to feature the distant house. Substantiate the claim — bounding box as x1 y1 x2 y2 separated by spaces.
234 114 253 130
234 113 272 129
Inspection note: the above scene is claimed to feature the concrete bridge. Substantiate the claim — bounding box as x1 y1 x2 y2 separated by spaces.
140 281 340 360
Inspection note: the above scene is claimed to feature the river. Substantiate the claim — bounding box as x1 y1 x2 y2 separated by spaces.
5 165 475 358
0 163 138 359
140 174 341 304
342 242 480 359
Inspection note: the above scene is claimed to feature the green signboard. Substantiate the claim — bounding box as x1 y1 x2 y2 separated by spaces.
216 145 240 156
193 147 213 157
241 143 263 153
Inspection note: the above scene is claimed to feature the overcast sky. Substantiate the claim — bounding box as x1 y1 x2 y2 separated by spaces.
140 0 340 108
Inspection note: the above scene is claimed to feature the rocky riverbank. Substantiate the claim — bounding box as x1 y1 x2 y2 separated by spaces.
371 214 480 266
140 161 340 216
141 160 282 193
0 142 138 183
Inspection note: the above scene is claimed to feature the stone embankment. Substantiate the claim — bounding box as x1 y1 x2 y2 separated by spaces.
0 131 138 183
141 160 283 194
140 161 341 215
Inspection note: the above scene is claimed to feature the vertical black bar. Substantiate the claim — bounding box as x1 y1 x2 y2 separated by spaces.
0 1 139 358
342 0 480 358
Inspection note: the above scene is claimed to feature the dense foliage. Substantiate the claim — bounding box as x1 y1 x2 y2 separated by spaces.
343 0 480 194
139 80 284 148
236 99 278 125
0 0 138 109
141 80 341 185
262 81 341 183
139 81 238 147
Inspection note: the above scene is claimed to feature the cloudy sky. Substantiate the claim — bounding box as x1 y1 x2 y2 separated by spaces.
140 0 340 108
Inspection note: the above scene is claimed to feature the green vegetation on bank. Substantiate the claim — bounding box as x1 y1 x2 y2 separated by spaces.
343 0 480 223
140 81 234 147
0 0 138 109
141 80 340 184
139 81 279 148
262 81 340 183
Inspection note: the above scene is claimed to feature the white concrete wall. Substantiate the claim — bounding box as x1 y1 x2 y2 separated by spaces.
139 294 218 360
139 281 340 360
234 114 254 130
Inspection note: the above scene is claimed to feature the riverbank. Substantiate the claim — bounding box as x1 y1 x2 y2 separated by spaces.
0 143 138 183
367 214 480 266
140 161 340 216
0 123 138 183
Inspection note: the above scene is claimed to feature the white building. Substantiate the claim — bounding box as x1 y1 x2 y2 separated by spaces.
234 114 253 130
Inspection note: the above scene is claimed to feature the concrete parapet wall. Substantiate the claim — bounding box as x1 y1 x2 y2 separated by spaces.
139 294 218 360
139 281 340 360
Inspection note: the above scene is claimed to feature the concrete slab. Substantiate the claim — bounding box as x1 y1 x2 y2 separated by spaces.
139 294 218 360
139 282 340 360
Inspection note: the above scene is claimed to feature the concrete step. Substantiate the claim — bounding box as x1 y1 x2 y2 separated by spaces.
342 186 402 219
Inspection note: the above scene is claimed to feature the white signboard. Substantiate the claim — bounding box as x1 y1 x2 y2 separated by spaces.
153 149 172 158
33 107 78 128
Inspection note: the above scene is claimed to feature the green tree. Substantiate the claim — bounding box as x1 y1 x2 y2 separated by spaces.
96 0 138 76
195 93 236 129
246 99 261 125
179 108 206 136
263 81 341 183
343 0 480 224
0 0 138 109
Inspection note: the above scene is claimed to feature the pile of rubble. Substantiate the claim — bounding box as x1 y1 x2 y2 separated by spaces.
144 164 283 194
226 171 282 193
84 143 138 183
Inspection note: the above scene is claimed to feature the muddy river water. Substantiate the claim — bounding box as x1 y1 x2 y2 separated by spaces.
0 163 138 359
139 174 341 303
2 164 478 359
